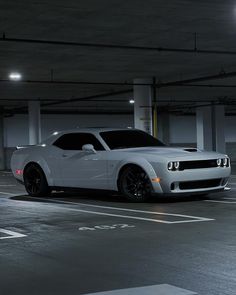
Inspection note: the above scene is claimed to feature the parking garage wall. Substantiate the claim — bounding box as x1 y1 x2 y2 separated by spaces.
3 114 236 169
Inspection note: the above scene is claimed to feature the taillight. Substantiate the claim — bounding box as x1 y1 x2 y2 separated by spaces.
16 169 23 175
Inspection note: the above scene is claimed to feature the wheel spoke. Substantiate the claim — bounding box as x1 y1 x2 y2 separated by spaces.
122 167 152 200
25 170 42 194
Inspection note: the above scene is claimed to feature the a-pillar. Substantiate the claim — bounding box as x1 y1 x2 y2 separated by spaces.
212 105 225 153
133 78 153 135
0 110 5 170
196 105 213 151
28 101 41 145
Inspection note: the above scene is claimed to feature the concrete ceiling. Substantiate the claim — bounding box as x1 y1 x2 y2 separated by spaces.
1 0 236 114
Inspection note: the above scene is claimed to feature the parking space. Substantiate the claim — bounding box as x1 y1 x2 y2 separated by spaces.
0 171 235 295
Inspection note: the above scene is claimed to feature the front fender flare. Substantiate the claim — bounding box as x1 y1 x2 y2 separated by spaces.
114 157 163 193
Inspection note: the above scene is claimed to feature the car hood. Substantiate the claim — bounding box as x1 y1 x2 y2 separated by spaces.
117 147 226 160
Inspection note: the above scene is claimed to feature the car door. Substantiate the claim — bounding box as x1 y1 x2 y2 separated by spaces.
53 132 108 189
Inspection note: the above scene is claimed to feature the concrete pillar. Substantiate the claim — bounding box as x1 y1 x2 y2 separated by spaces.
196 105 213 151
196 104 226 153
28 101 41 145
157 112 170 144
133 78 153 134
0 111 5 170
212 105 225 153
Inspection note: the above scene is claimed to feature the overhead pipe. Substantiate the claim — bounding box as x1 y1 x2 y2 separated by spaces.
7 97 236 116
0 78 148 86
159 71 236 87
173 83 236 88
2 34 236 56
1 71 236 89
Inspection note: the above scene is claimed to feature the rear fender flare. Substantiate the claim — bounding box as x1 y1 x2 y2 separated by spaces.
23 157 54 186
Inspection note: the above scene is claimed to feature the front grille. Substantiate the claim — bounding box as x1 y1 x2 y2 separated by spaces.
179 159 217 170
179 178 222 190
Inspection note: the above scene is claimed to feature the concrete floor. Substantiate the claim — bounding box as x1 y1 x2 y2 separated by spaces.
0 172 236 295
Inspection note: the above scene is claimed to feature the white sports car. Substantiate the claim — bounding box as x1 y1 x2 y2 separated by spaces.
11 128 231 202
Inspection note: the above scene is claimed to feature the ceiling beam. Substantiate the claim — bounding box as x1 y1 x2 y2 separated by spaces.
2 34 236 56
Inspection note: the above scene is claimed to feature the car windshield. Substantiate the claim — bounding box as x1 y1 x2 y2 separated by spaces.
100 130 165 150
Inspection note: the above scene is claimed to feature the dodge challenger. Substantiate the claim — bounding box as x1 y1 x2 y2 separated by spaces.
11 128 231 202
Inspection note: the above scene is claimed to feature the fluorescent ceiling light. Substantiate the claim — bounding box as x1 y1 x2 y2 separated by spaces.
9 72 22 81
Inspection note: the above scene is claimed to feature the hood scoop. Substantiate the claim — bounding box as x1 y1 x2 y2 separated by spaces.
183 148 198 152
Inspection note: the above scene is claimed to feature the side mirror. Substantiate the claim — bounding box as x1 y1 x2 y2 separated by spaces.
82 144 97 154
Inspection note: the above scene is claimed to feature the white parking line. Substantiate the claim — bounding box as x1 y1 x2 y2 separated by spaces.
0 193 214 224
84 284 197 295
0 185 16 187
205 200 236 204
52 198 214 223
27 196 214 224
0 171 12 174
204 196 236 204
0 228 27 240
0 191 18 196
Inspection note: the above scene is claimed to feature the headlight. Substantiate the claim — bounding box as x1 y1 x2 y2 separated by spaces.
223 158 228 167
217 159 222 167
168 162 173 170
217 157 229 167
174 161 180 170
168 161 180 171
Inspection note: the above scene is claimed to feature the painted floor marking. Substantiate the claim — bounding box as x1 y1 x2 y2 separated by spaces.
205 199 236 204
205 196 236 204
0 185 16 187
0 228 27 240
0 171 13 174
26 196 214 224
84 284 197 295
52 198 214 223
0 191 19 196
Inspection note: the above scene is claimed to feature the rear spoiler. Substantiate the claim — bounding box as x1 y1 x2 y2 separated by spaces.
16 145 35 150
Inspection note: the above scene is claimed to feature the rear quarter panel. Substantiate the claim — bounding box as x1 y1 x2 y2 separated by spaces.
11 146 55 186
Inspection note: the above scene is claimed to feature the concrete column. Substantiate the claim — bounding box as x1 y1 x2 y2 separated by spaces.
157 112 170 144
212 105 225 153
196 105 213 151
0 111 5 170
28 101 41 145
133 78 153 135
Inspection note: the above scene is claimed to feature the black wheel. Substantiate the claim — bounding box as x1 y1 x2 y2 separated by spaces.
24 164 51 197
118 166 153 202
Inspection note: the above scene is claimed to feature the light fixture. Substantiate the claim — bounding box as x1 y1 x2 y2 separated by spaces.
168 161 180 171
217 159 222 167
174 161 180 170
9 72 22 81
168 162 174 170
129 99 135 104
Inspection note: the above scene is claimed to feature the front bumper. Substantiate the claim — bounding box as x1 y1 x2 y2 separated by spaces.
151 165 231 195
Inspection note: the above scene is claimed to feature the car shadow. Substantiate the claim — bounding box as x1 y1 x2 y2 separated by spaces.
9 189 230 205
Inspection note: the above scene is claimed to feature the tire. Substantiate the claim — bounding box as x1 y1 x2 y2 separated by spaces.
118 165 153 202
24 164 51 197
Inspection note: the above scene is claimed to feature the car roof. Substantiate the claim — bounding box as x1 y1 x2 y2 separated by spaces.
42 127 135 145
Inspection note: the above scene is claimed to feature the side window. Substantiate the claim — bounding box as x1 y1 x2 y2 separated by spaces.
53 133 105 151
